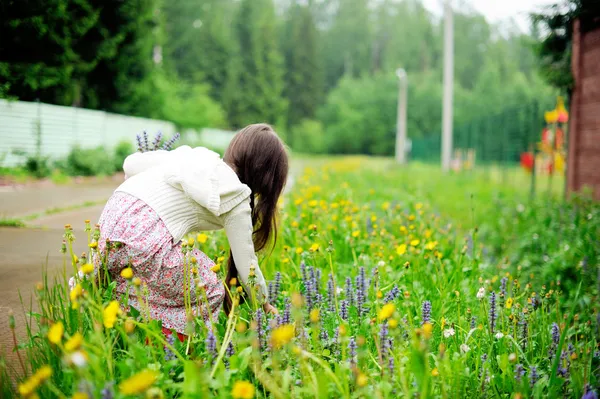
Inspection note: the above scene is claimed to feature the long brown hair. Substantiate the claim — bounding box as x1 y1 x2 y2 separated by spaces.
222 124 288 314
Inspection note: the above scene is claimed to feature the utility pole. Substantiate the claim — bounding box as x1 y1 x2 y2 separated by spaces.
441 0 454 171
395 68 408 164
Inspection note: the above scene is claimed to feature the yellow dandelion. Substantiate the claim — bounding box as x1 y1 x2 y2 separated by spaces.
308 200 318 207
72 392 89 399
309 309 320 323
339 324 347 336
378 303 395 321
505 297 513 309
80 263 94 275
410 239 420 247
425 241 438 250
356 371 368 387
211 264 221 273
120 268 133 280
47 322 64 345
388 319 398 329
70 284 83 302
64 332 83 352
431 368 439 376
422 322 433 339
352 230 360 238
270 324 295 348
197 233 208 244
295 247 304 255
376 290 383 299
88 241 98 249
231 381 255 399
119 370 159 395
309 243 320 252
103 300 121 329
382 201 390 210
396 244 407 255
133 277 142 287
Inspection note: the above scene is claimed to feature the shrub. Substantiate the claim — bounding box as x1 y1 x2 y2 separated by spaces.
289 119 327 154
63 146 116 177
114 140 134 172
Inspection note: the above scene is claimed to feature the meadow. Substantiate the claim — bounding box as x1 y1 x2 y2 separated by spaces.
1 158 598 399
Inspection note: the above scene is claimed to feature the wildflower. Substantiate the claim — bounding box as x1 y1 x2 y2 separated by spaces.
356 371 368 387
231 381 255 399
70 284 83 302
519 316 528 351
348 337 357 365
282 299 291 324
410 239 420 247
132 277 142 287
495 332 504 339
529 366 540 389
355 267 368 317
197 233 208 244
460 344 470 353
421 300 432 325
476 287 485 299
582 385 598 399
120 268 133 280
309 243 320 252
384 285 401 303
422 322 433 339
68 351 88 368
378 303 395 321
352 230 360 238
425 241 437 250
388 319 398 329
268 272 282 303
340 299 349 320
103 301 121 329
310 309 320 323
146 387 164 399
489 292 497 333
396 244 407 255
164 333 176 361
345 277 354 306
64 332 83 352
211 264 220 273
119 370 159 395
206 330 217 362
81 263 94 275
443 328 455 338
73 391 89 399
549 322 560 360
224 342 235 370
271 324 295 348
295 247 304 254
431 368 439 376
48 322 64 345
18 365 52 397
505 297 513 309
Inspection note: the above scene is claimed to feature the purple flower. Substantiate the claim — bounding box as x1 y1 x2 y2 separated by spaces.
101 382 114 399
255 308 266 351
384 285 400 303
136 134 144 153
206 330 217 364
320 328 329 343
142 131 149 152
224 341 235 369
282 299 291 325
348 337 357 366
530 366 539 388
515 364 525 383
164 333 176 361
345 277 354 306
489 292 497 333
355 267 368 316
162 133 180 151
582 385 598 399
422 300 432 325
268 272 282 303
549 322 560 360
327 274 335 312
152 132 163 150
340 300 349 321
333 327 340 357
388 356 395 375
519 315 528 351
500 277 508 307
470 315 477 330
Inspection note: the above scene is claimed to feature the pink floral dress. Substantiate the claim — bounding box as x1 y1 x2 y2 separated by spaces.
95 192 225 334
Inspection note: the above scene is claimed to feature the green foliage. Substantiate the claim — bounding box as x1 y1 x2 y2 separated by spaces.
224 0 288 128
282 3 323 136
64 146 116 177
113 141 134 172
290 119 327 154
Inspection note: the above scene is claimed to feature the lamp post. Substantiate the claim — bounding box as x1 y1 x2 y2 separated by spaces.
395 68 408 164
441 0 454 171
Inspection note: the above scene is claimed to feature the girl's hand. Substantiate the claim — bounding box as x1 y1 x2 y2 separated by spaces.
263 303 278 315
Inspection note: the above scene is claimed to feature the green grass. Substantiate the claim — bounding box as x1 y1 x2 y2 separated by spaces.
0 217 26 227
0 157 596 399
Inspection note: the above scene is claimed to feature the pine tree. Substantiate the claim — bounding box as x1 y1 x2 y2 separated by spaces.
224 0 287 128
283 2 322 138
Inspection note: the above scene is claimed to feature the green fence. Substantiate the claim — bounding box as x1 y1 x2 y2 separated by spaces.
411 101 551 165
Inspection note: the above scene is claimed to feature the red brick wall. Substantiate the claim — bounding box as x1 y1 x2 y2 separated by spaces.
568 20 600 200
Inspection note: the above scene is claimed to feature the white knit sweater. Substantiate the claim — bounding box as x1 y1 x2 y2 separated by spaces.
115 146 268 302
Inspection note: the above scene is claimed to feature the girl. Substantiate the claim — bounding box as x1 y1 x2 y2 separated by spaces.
93 124 287 339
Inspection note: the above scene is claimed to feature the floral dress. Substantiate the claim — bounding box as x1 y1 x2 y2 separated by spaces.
94 192 225 334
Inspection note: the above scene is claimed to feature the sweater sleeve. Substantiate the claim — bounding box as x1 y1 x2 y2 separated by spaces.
123 146 194 178
222 198 268 303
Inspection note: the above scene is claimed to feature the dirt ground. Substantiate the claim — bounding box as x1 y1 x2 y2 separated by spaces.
0 180 117 373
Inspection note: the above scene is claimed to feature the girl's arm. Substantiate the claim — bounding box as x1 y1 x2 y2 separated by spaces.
222 199 269 304
123 145 196 178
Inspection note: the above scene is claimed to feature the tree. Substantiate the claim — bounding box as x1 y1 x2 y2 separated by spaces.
224 0 287 128
282 2 323 139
